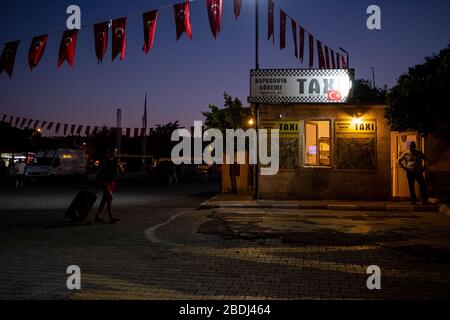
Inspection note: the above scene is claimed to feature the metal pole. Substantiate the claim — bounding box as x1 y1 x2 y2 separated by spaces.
142 94 148 173
254 0 260 200
116 108 122 158
371 66 376 88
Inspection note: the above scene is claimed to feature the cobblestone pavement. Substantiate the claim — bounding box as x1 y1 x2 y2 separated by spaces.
1 181 449 300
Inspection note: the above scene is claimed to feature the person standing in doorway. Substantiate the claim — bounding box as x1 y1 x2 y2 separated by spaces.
15 159 26 191
94 151 124 224
397 141 429 205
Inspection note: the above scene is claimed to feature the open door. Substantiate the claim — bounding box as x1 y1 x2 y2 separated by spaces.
391 132 420 199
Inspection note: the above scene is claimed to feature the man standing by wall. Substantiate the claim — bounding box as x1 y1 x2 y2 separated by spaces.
398 141 429 204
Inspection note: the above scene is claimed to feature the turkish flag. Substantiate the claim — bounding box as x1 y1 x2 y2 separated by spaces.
268 0 275 42
299 27 305 63
143 10 158 54
291 19 298 58
233 0 242 19
174 2 193 40
206 0 222 39
112 18 127 61
28 35 48 71
341 55 347 68
57 30 78 68
324 46 330 69
308 34 314 68
280 10 286 50
0 41 20 79
331 49 336 69
94 22 109 63
317 40 325 69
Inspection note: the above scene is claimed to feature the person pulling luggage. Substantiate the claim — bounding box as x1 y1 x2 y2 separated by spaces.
94 150 124 224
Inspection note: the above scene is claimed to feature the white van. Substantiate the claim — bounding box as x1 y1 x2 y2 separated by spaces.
26 149 87 177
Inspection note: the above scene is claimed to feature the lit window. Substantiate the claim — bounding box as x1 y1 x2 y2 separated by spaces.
305 120 331 166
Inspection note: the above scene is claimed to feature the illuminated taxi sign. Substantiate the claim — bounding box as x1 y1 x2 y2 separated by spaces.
249 69 354 104
336 120 376 134
261 120 300 138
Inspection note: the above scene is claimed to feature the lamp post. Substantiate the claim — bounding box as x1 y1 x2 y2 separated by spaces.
254 0 260 199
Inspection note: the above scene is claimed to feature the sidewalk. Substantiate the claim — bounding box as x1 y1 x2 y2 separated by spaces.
200 193 440 212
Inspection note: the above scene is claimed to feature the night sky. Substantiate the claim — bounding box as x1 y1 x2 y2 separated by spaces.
0 0 449 130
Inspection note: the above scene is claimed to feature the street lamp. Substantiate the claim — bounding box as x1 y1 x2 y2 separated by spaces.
339 47 349 68
254 0 260 200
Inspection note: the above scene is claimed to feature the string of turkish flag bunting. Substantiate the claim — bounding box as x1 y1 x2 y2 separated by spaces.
0 0 347 79
0 113 155 138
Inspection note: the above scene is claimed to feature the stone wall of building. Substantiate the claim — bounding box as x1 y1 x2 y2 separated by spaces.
258 104 391 200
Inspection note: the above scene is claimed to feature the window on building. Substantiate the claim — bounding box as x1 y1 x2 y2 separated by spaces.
305 120 331 166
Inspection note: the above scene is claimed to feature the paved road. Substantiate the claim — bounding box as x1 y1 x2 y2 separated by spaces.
0 178 218 299
0 180 449 300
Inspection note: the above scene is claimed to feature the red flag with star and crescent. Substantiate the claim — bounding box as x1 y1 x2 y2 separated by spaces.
57 30 78 68
291 19 298 58
331 49 336 69
0 41 20 78
268 0 275 42
112 18 127 61
174 1 193 40
324 46 331 69
94 22 109 63
308 34 314 68
317 40 326 69
299 27 305 63
206 0 222 39
28 35 48 71
143 10 158 54
233 0 242 19
280 10 286 50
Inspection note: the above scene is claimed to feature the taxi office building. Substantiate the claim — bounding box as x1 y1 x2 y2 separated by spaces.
248 69 391 200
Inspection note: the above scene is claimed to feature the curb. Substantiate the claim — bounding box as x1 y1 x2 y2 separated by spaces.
199 202 439 212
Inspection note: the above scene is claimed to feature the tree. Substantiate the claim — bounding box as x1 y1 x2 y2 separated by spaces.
149 121 180 159
348 79 387 104
385 44 450 136
202 93 251 194
202 93 251 132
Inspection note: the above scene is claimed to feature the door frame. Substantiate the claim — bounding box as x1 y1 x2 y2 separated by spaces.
391 131 422 199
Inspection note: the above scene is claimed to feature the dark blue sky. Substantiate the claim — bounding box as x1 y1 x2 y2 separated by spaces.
0 0 449 130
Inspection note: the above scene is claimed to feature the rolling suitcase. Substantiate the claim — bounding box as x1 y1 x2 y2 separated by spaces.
65 191 97 222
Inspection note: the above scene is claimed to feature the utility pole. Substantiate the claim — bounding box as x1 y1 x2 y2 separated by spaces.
142 93 148 173
116 108 122 158
254 0 260 200
371 66 376 89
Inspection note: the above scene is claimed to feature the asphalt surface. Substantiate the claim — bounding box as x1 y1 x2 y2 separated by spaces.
0 178 449 300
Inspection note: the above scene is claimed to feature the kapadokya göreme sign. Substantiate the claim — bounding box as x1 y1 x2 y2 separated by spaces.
248 69 355 104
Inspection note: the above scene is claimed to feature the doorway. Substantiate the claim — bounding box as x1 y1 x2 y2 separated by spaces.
391 132 420 199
